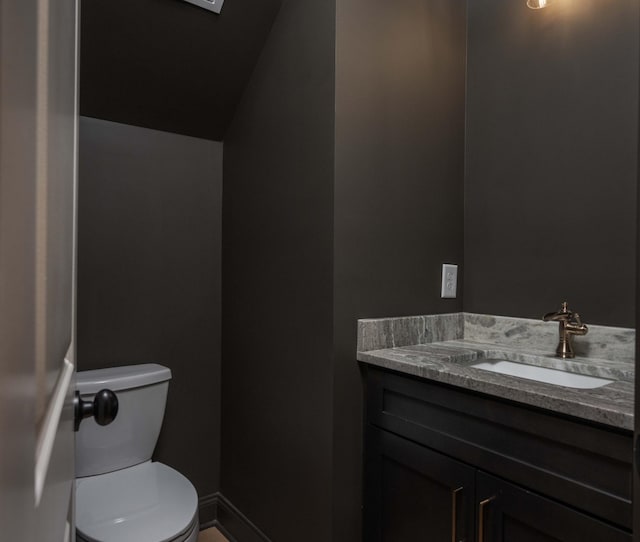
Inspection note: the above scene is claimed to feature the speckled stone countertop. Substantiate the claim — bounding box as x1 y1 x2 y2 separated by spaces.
357 313 635 430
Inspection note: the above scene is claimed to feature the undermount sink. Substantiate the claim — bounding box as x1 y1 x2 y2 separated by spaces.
471 359 613 389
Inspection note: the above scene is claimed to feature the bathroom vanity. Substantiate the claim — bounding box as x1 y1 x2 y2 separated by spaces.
358 313 634 541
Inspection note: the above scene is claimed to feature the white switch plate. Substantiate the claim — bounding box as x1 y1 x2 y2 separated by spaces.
181 0 225 14
441 264 458 298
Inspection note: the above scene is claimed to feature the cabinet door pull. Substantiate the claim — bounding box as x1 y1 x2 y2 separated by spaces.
478 496 495 542
451 487 463 542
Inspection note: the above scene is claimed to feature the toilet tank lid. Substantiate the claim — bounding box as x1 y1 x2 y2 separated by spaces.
77 364 172 394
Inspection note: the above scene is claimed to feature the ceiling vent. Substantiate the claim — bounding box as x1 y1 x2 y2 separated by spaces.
181 0 224 14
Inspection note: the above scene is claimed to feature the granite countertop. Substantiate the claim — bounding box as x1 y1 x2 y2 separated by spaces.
357 313 635 430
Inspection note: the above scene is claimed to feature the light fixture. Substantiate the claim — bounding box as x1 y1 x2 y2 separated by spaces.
181 0 225 14
527 0 551 8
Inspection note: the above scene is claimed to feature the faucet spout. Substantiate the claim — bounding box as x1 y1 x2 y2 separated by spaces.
566 314 588 336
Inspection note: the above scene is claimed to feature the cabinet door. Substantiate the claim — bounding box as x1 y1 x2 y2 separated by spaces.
365 426 475 542
476 472 632 542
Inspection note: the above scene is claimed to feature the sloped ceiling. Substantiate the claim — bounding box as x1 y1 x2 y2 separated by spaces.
80 0 283 141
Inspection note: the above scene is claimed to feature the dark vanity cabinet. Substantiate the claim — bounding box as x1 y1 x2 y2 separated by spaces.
365 427 475 541
475 473 629 542
363 367 633 542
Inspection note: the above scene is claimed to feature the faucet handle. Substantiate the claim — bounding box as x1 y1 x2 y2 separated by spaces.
543 301 573 322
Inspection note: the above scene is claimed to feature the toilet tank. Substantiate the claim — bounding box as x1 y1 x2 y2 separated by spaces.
75 364 172 478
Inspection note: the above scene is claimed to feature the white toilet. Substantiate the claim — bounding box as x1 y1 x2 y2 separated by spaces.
75 364 199 542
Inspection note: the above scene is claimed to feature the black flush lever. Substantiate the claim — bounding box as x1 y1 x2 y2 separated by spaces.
74 389 119 432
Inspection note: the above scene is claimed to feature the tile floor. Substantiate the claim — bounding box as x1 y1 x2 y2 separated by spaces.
198 527 229 542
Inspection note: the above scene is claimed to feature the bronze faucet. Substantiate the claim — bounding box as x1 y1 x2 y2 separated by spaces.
542 302 588 359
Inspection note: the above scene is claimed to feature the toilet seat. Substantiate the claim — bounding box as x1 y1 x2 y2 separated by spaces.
76 461 199 542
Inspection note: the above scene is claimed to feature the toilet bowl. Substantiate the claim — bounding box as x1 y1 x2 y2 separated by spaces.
75 364 199 542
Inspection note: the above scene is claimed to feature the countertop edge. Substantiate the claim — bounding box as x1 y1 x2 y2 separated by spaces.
357 349 634 431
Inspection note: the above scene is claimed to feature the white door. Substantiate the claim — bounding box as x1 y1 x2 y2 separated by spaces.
0 0 79 541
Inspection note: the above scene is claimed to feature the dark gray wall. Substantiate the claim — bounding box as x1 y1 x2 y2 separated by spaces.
221 0 335 539
80 0 282 140
77 117 222 502
464 0 638 327
634 133 640 539
333 0 467 538
222 0 466 539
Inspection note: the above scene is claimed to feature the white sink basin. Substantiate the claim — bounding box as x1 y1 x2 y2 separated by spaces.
471 360 613 389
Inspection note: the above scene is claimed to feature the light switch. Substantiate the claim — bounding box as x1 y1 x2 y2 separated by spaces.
181 0 225 14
